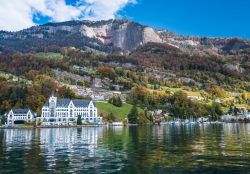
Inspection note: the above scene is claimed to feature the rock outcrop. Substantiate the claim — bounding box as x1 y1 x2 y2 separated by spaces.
0 19 250 55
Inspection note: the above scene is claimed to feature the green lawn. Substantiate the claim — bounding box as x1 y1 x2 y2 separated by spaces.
95 102 143 119
34 52 63 59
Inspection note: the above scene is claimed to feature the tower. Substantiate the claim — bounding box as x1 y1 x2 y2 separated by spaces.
49 92 57 117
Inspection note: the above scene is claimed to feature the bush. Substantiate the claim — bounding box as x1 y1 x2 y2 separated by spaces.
108 96 123 107
36 119 42 126
105 113 116 123
207 85 227 99
138 112 149 124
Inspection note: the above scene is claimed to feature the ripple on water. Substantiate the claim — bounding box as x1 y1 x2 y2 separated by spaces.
0 124 250 173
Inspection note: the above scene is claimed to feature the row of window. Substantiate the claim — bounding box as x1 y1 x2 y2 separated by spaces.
43 106 93 111
42 114 97 118
43 108 96 112
10 114 30 117
42 111 96 116
42 113 97 117
42 117 101 122
9 116 31 120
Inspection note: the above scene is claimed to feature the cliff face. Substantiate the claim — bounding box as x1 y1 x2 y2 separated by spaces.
79 20 162 50
0 19 249 56
0 19 163 52
113 22 144 50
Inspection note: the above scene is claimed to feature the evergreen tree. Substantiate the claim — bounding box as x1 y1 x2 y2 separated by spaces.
108 96 123 107
115 96 123 107
209 102 223 120
154 83 157 90
77 115 82 125
127 105 138 124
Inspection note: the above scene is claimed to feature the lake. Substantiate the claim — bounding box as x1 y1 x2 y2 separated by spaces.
0 124 250 174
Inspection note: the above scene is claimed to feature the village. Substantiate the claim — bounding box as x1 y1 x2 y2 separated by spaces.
1 69 250 127
1 90 250 128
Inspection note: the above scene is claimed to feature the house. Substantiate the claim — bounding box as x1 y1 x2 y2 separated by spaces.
5 109 36 125
198 117 209 122
156 110 163 115
235 107 248 115
214 99 224 104
40 92 102 125
91 94 105 101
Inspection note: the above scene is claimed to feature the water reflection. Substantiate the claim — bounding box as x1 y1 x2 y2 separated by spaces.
0 124 250 174
38 127 104 173
3 128 33 151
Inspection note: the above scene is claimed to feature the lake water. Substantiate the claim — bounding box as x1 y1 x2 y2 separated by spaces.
0 124 250 174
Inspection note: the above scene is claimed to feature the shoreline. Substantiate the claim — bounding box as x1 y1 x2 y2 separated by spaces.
0 124 106 129
1 122 250 129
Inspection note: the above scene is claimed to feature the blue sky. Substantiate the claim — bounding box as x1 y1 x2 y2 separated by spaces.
120 0 250 39
0 0 249 39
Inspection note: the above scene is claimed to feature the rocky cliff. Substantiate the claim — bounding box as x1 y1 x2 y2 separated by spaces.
0 19 250 56
0 19 163 53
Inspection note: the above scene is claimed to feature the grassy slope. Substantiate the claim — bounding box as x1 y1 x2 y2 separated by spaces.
34 52 63 59
147 84 202 97
95 102 143 119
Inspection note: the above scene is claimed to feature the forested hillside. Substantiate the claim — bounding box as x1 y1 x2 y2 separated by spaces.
0 19 249 120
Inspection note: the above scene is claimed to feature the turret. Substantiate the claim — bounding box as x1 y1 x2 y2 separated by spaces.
49 92 57 117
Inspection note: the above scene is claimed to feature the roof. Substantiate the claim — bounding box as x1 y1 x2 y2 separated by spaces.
44 98 91 107
10 109 35 115
56 99 71 107
12 109 29 114
72 99 90 107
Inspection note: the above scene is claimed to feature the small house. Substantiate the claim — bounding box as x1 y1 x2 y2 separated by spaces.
5 109 36 125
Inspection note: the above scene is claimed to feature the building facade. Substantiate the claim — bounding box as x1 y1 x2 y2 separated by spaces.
5 109 36 125
40 93 102 125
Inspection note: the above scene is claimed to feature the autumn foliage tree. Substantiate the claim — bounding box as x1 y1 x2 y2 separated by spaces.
97 66 116 80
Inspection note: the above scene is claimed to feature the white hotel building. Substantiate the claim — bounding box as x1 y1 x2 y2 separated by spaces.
40 93 102 125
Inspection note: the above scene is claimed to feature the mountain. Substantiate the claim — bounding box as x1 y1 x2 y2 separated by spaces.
0 19 249 116
1 19 250 57
0 19 162 53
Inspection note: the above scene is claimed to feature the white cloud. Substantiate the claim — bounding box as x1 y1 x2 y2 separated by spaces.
0 0 136 31
79 0 137 20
